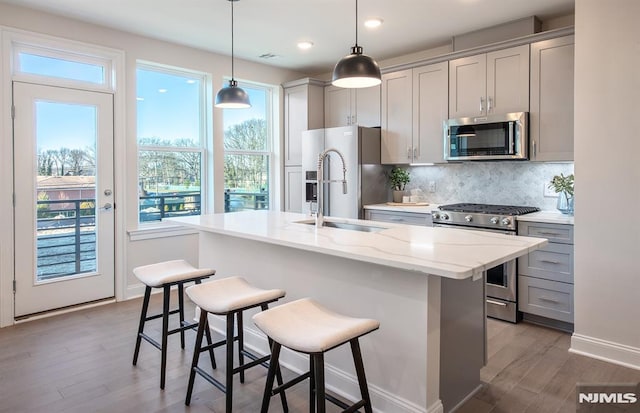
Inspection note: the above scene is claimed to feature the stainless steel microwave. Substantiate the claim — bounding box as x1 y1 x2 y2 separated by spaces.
444 112 528 161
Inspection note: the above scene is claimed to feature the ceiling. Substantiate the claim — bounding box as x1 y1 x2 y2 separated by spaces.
0 0 574 75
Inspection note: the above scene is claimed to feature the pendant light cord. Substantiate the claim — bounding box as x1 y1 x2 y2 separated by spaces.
354 0 359 47
231 0 235 81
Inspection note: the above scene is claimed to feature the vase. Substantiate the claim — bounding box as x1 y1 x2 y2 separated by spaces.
556 191 574 215
393 190 405 203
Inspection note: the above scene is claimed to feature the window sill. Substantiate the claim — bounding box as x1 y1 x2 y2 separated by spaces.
128 223 198 241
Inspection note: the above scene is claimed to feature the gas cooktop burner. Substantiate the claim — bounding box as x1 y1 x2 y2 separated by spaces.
439 203 540 216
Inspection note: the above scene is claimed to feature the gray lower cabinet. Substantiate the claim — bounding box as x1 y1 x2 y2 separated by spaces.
518 221 574 328
364 209 433 226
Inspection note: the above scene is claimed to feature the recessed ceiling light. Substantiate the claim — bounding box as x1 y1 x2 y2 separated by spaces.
364 18 383 28
158 88 167 93
297 41 314 50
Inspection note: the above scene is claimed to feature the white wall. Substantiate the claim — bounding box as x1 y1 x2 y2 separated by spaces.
571 0 640 369
0 3 307 325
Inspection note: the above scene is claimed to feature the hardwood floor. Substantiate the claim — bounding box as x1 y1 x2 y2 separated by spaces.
0 294 638 412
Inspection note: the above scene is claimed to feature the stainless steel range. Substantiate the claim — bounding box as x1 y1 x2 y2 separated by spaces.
432 203 540 323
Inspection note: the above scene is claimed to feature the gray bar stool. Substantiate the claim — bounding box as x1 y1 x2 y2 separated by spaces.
253 298 380 413
185 276 288 413
132 259 216 389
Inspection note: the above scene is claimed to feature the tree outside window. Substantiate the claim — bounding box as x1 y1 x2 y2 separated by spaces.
223 84 273 212
136 64 206 222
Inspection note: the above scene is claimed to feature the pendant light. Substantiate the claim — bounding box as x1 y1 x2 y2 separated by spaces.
215 0 251 108
331 0 381 88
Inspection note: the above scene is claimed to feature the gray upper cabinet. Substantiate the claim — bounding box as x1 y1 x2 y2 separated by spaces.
529 35 575 161
449 44 529 118
324 85 380 128
381 69 413 164
382 62 448 164
283 79 324 166
412 61 449 164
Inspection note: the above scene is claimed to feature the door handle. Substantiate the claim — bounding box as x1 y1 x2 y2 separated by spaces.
100 203 113 211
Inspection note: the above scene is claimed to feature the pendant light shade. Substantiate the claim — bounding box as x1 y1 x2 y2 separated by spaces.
215 0 251 108
332 0 381 88
216 79 251 108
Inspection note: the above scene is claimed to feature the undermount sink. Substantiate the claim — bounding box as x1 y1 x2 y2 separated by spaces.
295 220 387 233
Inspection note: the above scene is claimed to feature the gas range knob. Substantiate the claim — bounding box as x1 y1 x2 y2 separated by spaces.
465 215 473 222
431 212 440 220
501 217 511 226
440 213 449 220
490 217 499 224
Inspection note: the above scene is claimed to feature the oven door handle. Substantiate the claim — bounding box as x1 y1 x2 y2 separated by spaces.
486 299 508 307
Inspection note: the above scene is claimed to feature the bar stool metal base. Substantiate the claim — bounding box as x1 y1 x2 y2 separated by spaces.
261 338 373 413
132 276 214 389
186 302 289 413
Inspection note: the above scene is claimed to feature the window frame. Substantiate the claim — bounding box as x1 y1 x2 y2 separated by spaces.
12 43 114 92
136 62 209 225
222 81 275 211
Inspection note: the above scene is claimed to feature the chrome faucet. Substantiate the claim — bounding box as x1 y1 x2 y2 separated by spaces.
316 148 347 228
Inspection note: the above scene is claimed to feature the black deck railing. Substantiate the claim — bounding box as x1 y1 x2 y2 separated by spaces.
224 190 269 212
139 192 201 222
37 198 96 279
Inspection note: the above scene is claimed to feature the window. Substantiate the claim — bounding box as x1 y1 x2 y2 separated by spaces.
223 83 273 212
13 44 113 89
136 64 206 223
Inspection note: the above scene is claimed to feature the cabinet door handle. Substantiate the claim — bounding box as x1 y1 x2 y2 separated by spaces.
347 115 351 125
487 299 507 307
351 115 356 124
538 297 560 304
532 140 537 158
479 97 484 113
537 231 562 236
407 147 412 159
487 96 493 112
540 259 560 265
413 147 418 159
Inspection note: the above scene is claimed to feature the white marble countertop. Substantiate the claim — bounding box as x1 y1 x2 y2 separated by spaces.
364 203 574 225
169 211 547 280
363 203 441 213
516 210 574 225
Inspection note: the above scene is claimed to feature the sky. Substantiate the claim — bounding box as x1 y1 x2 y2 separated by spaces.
21 52 267 151
137 67 267 145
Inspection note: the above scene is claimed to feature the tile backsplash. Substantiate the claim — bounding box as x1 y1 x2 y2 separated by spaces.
407 162 575 211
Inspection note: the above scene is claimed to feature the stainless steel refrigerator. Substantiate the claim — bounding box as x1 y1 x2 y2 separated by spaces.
301 125 389 219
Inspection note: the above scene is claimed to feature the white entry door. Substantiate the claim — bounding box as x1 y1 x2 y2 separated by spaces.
13 82 115 317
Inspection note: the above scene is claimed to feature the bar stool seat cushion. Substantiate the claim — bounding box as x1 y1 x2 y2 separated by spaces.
253 298 380 353
133 259 214 288
186 276 285 315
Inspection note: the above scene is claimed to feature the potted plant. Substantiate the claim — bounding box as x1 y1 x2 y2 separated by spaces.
548 173 574 215
388 167 410 203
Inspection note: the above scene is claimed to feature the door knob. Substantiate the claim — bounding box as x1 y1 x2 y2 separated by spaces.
100 203 113 211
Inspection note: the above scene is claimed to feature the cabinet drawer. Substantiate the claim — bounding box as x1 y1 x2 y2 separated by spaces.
365 210 432 226
518 276 573 323
518 242 574 283
518 221 573 244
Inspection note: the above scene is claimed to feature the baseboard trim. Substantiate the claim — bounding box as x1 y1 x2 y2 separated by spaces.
205 312 433 413
448 383 483 413
570 333 640 371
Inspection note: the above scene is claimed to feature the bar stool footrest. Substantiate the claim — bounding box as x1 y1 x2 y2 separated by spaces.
139 332 162 351
193 366 226 393
231 352 270 374
271 371 311 395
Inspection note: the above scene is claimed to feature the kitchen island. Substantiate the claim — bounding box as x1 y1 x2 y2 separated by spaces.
169 211 546 413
